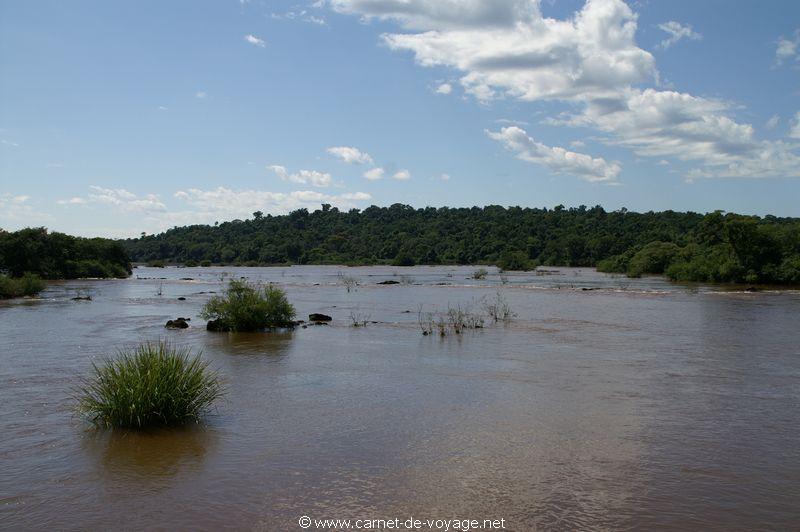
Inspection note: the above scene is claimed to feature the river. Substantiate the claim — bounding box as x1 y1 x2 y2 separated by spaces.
1 266 798 530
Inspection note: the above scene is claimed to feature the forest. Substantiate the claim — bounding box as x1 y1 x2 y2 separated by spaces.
122 204 800 285
0 227 132 279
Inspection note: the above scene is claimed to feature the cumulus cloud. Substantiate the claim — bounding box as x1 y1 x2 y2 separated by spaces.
345 0 657 102
436 83 453 94
244 34 266 47
363 167 385 180
269 165 333 187
440 173 451 180
58 186 166 212
775 30 799 66
487 126 620 183
330 0 800 179
656 21 701 50
327 146 373 164
392 169 411 180
195 91 207 99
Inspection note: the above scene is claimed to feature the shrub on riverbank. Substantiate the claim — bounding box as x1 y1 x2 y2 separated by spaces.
0 273 46 299
77 341 223 429
200 279 296 331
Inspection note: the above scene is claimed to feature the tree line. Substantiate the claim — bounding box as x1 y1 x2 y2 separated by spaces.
0 227 132 279
122 204 800 285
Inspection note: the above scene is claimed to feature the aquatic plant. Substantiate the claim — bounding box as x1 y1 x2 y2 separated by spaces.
77 341 223 429
337 272 358 292
483 291 515 322
348 308 371 327
200 279 296 332
0 273 46 299
472 268 488 280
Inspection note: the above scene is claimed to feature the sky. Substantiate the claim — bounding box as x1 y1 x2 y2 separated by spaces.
1 0 799 237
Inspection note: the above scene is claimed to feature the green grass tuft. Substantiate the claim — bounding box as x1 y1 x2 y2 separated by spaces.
77 341 224 429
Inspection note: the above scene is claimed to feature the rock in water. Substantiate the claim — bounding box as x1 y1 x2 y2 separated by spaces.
165 318 190 329
308 313 332 322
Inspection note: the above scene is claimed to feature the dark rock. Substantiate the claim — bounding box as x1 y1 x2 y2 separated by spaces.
206 319 227 332
312 321 329 326
71 296 92 301
180 277 194 281
744 286 761 293
301 325 308 329
377 280 400 285
177 296 186 300
165 318 189 329
309 313 332 322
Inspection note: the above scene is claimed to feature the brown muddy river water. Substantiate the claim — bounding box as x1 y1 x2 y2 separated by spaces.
1 266 799 530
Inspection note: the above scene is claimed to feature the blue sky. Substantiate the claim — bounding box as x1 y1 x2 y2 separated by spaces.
1 0 799 237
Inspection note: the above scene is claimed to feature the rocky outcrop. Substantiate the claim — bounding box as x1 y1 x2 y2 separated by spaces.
308 313 332 322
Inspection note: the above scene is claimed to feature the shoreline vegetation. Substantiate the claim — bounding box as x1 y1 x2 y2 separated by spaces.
2 205 799 288
122 205 798 285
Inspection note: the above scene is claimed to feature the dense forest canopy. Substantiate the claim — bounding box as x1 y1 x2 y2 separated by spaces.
0 227 131 279
123 204 800 285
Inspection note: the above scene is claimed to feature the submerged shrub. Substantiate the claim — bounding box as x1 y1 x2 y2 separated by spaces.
200 279 296 332
0 273 46 299
77 341 223 429
472 268 488 280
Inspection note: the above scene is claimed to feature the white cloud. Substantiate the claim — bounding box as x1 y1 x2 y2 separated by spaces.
570 140 586 148
765 115 780 130
363 167 385 180
656 21 701 50
392 169 411 180
1 139 20 147
656 159 670 166
487 126 621 183
195 91 207 99
172 187 371 221
244 34 266 47
0 194 51 225
58 186 167 212
775 30 799 66
158 105 168 111
436 82 453 94
332 0 800 180
268 165 333 187
327 146 373 164
271 9 327 25
439 173 451 180
790 112 800 139
495 118 529 127
341 0 657 102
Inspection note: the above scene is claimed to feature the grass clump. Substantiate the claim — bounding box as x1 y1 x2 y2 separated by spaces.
0 273 46 299
200 279 296 332
77 341 223 429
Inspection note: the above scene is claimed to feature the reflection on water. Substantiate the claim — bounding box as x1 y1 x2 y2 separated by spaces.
207 329 295 358
1 266 798 530
83 426 218 481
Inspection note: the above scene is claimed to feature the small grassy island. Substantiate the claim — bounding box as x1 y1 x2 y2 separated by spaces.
77 341 223 429
201 279 297 331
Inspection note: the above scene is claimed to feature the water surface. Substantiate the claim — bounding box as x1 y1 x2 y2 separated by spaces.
1 266 798 530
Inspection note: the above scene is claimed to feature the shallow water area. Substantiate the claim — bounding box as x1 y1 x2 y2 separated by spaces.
1 266 799 530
